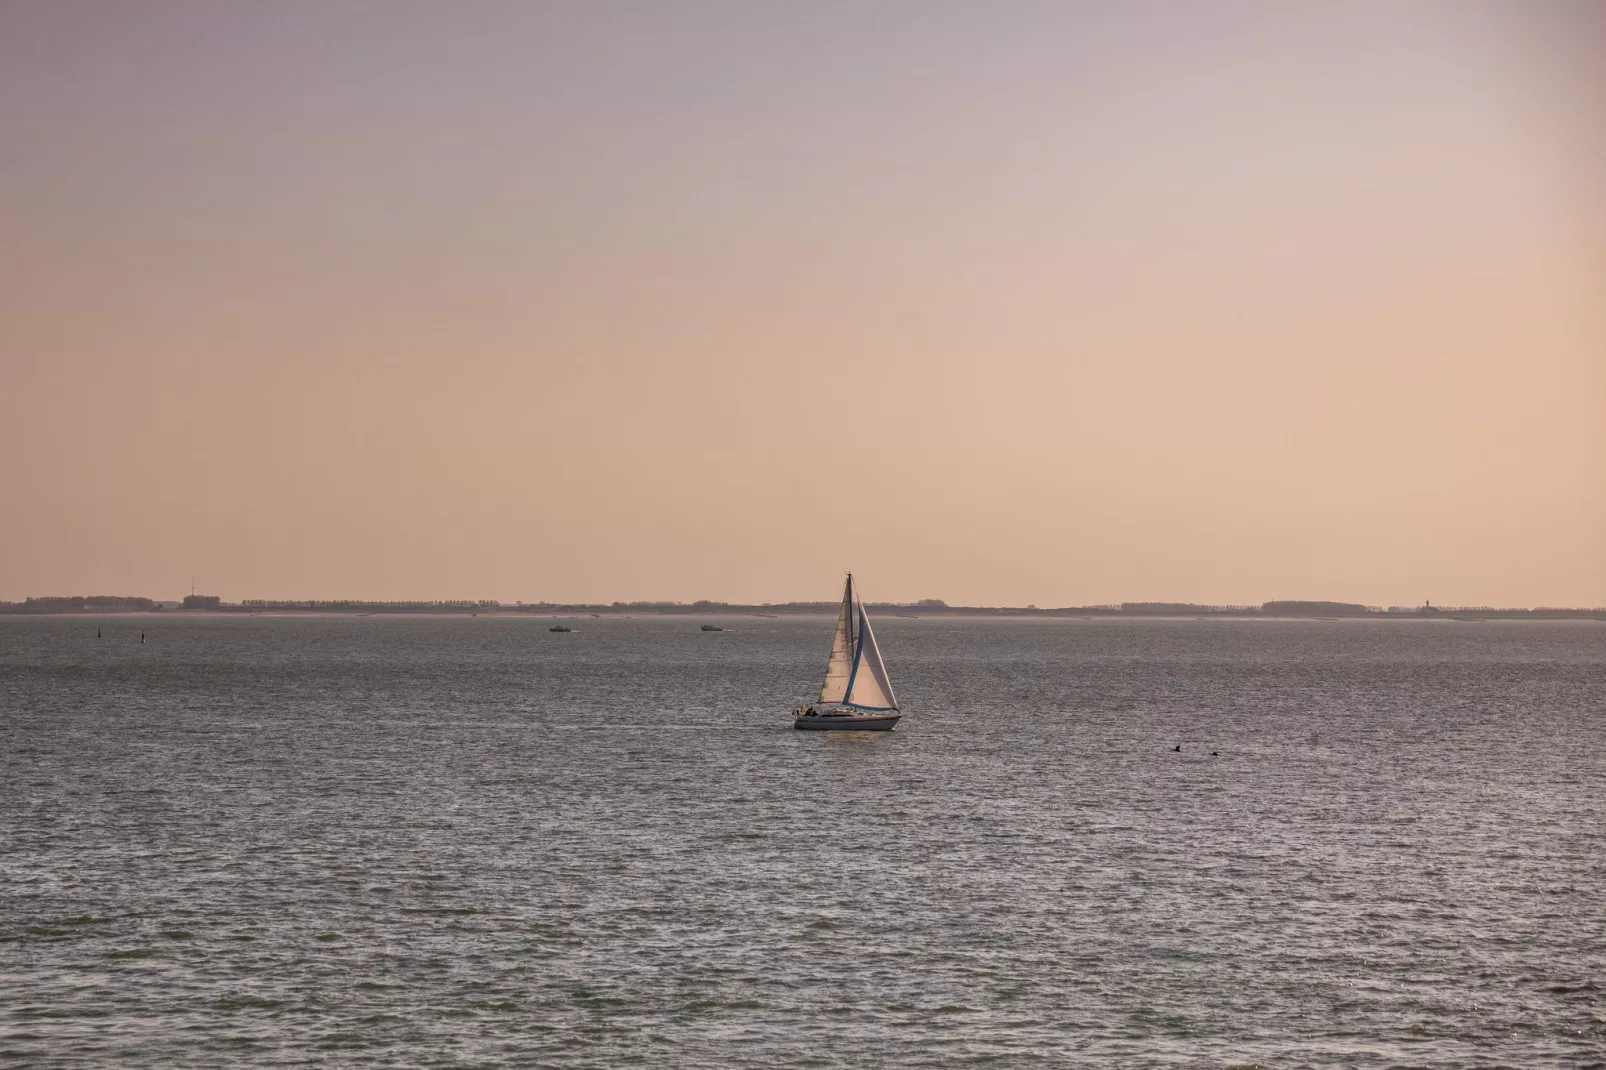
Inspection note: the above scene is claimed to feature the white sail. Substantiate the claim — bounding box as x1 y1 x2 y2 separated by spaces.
843 593 898 711
818 575 855 704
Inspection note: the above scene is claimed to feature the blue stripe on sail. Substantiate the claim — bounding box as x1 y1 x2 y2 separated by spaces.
843 611 865 702
843 700 898 712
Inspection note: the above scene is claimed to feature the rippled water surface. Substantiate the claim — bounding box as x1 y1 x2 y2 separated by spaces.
2 615 1603 1068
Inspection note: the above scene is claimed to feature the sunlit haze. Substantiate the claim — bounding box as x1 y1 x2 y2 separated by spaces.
3 0 1602 606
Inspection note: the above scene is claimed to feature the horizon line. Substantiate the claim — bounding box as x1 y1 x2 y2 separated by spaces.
4 595 1604 617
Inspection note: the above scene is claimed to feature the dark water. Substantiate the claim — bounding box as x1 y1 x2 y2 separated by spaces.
2 615 1603 1068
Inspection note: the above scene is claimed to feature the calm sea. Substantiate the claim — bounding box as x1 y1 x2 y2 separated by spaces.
2 615 1602 1068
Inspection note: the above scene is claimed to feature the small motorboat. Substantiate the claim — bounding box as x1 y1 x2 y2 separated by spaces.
549 625 571 633
701 624 724 632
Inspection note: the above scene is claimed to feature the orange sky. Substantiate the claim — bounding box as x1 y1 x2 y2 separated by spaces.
2 1 1602 606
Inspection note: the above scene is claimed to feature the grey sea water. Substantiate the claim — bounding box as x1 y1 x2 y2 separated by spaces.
2 615 1603 1069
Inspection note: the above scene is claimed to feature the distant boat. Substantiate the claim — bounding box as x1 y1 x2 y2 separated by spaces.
549 625 571 633
793 573 901 731
701 624 724 632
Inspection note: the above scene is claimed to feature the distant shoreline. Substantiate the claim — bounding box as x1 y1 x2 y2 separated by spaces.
3 601 1601 622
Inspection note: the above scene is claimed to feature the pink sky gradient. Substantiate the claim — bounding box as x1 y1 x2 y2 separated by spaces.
2 1 1602 605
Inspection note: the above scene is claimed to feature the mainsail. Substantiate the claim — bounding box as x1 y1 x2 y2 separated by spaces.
816 573 899 712
818 575 855 704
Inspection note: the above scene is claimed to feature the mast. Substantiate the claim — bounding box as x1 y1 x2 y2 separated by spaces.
845 572 855 648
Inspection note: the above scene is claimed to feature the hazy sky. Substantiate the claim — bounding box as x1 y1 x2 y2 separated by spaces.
3 1 1602 606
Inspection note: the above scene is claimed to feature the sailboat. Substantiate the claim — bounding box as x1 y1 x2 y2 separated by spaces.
793 573 901 731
